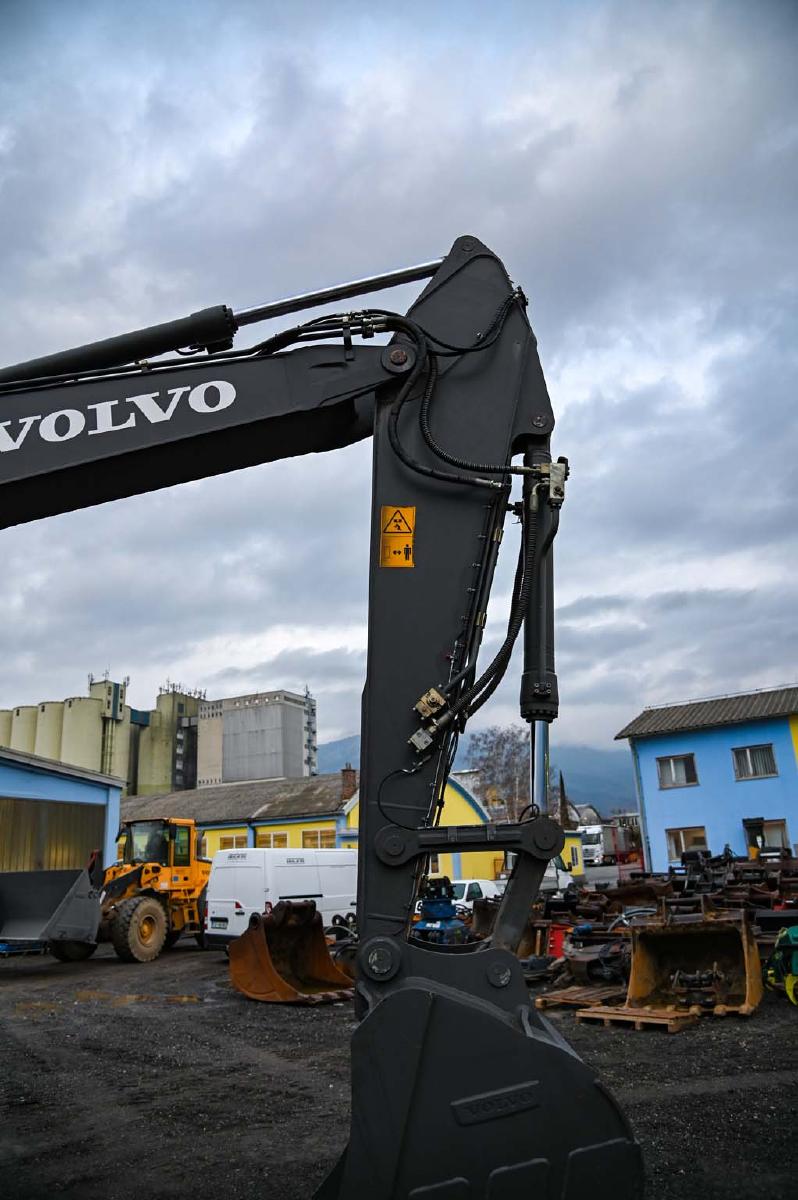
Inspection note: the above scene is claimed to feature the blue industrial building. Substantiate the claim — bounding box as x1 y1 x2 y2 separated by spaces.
0 747 122 871
616 686 798 872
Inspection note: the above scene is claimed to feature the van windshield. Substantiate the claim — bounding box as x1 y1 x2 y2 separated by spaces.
450 883 466 899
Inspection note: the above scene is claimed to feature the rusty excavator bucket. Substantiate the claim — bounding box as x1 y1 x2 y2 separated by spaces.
229 901 355 1005
471 897 543 958
626 909 763 1016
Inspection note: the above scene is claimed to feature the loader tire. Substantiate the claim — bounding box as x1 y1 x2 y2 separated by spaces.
111 896 167 963
49 940 98 963
164 930 182 950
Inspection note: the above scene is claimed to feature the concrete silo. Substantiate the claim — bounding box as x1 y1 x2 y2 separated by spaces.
0 710 11 748
60 697 103 772
33 702 65 761
10 706 38 754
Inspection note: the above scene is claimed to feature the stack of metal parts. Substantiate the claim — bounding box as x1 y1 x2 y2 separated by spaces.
458 852 798 1030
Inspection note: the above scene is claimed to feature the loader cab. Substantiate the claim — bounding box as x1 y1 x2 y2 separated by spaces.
120 819 195 868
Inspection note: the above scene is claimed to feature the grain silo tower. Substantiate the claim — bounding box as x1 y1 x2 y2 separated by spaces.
10 706 37 753
60 696 103 771
33 701 65 761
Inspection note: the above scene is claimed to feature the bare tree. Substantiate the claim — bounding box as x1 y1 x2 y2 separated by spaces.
467 725 530 822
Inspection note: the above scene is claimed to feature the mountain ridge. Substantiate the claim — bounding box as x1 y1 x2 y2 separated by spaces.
317 733 636 816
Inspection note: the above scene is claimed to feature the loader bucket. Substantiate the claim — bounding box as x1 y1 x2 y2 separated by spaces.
0 869 101 945
626 913 763 1015
229 901 355 1004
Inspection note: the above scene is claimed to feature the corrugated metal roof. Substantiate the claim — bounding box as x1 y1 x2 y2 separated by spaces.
615 686 798 741
121 773 347 824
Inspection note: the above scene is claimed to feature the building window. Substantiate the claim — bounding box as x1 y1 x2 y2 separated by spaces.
219 835 248 850
762 819 789 849
666 826 708 862
302 829 336 849
656 754 698 789
733 744 777 780
255 830 289 849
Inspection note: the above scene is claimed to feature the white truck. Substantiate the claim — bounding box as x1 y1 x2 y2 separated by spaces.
577 824 633 866
204 847 357 949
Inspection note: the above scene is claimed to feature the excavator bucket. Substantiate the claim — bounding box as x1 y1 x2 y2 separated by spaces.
229 901 355 1004
0 869 101 948
471 897 541 958
626 911 763 1015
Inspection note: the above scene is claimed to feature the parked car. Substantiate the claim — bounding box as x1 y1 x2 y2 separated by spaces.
449 878 503 911
204 847 357 949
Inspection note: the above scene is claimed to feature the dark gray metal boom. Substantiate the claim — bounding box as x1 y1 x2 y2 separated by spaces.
0 235 643 1199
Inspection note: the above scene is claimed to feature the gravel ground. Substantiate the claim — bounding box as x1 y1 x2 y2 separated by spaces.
1 942 796 1200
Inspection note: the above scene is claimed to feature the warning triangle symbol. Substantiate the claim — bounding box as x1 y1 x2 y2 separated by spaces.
383 509 413 534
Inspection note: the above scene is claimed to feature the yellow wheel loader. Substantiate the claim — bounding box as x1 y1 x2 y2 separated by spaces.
43 818 210 964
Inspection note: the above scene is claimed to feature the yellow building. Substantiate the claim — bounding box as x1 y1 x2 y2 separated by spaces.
121 770 501 880
340 780 501 881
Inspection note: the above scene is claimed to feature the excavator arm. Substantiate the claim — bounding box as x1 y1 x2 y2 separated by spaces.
0 235 642 1198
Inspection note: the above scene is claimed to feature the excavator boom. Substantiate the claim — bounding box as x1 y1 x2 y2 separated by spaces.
0 235 643 1198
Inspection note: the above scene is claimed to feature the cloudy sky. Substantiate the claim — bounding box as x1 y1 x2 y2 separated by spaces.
0 0 795 750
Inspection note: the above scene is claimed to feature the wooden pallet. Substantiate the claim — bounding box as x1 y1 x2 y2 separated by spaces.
535 984 626 1011
575 1005 698 1033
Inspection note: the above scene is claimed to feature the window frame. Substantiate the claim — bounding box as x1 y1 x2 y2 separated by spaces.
219 834 248 850
732 743 778 781
302 829 336 849
665 825 708 862
656 753 699 789
255 830 289 849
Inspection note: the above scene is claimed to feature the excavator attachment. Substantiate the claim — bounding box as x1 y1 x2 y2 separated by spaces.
318 941 644 1199
228 901 355 1004
471 896 540 958
0 869 100 948
626 910 763 1015
0 233 644 1196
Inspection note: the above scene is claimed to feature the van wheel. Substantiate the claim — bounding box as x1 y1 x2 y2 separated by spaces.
111 896 167 963
50 940 98 963
195 932 207 950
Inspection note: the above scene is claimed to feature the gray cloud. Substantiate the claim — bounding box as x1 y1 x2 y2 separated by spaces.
0 1 796 749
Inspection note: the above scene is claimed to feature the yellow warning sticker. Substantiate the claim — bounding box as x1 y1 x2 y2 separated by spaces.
382 507 415 534
380 506 415 567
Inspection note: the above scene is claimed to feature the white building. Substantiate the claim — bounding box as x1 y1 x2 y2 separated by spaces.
197 689 317 786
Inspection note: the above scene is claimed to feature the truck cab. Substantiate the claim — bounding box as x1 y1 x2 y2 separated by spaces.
578 824 604 866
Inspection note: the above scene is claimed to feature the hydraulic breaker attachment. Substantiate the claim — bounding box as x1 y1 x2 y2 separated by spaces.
229 901 355 1004
626 909 763 1016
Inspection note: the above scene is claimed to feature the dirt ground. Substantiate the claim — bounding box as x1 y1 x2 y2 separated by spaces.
1 942 796 1200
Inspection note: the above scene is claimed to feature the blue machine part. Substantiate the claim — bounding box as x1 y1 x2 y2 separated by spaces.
414 879 468 945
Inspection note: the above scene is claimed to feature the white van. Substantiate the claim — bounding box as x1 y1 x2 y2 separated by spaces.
204 848 357 949
449 878 503 911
